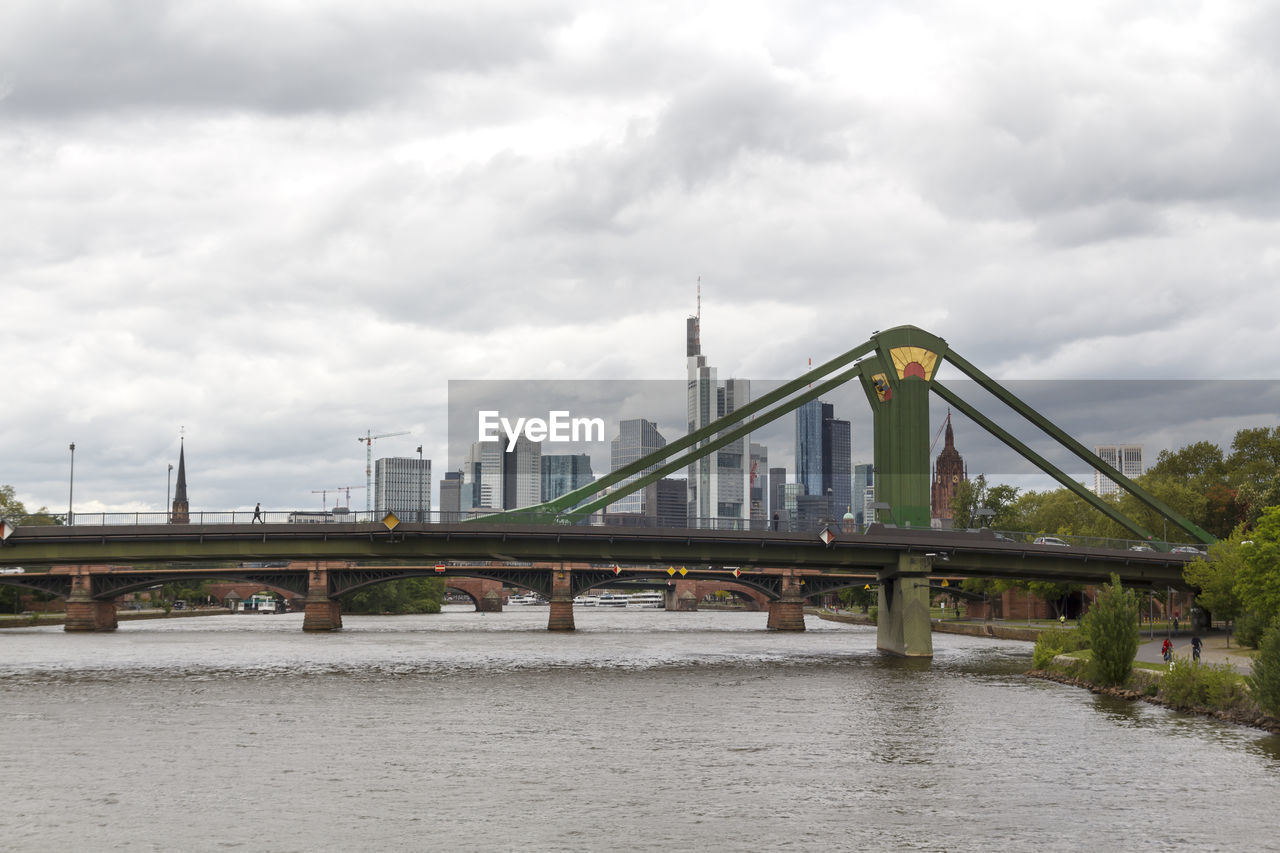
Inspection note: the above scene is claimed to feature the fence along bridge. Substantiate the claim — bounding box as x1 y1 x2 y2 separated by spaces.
0 326 1210 657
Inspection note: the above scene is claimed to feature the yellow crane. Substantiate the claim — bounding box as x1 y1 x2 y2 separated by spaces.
357 430 410 513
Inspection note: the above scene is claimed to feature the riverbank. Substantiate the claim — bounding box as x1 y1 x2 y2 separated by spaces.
0 607 233 629
1028 666 1280 735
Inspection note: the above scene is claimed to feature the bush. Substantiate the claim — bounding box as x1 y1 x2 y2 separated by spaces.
1032 626 1090 670
1081 574 1140 687
868 605 878 625
1159 659 1246 711
1247 623 1280 717
1234 610 1271 648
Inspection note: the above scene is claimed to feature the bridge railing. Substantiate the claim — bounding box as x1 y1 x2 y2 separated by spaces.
12 509 837 532
4 511 1206 554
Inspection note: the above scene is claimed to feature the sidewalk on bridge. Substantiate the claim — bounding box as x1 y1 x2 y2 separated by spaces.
1135 630 1254 674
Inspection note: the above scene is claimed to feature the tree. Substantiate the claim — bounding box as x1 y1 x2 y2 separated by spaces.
838 584 875 613
1183 533 1246 629
1236 506 1280 619
950 475 1020 530
341 577 444 614
1080 573 1140 687
1247 622 1280 717
0 484 55 525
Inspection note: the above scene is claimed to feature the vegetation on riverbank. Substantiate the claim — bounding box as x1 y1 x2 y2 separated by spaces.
1025 572 1280 732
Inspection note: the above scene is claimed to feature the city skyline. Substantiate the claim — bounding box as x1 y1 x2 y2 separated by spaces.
5 4 1280 515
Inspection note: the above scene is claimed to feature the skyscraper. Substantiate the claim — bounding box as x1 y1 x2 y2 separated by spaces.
609 418 666 514
439 471 463 521
1094 445 1143 496
500 435 542 510
853 463 874 527
768 466 787 522
541 454 594 503
686 311 751 526
749 443 769 523
374 456 431 520
644 478 688 528
795 400 851 523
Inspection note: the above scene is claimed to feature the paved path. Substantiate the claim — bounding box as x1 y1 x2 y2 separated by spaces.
1136 630 1253 674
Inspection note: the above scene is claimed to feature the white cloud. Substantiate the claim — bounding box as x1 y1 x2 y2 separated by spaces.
2 0 1278 513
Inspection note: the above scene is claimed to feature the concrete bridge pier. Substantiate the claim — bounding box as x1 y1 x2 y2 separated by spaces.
64 570 117 632
665 579 699 611
480 589 503 612
302 564 343 632
547 565 574 631
766 574 806 631
876 554 933 657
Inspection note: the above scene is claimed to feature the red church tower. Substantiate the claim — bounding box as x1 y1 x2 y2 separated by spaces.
930 411 966 528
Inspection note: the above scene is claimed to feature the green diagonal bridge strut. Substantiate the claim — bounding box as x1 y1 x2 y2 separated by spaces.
474 325 1214 546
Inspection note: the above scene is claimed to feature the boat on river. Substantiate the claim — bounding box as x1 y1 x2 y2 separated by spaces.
595 593 630 608
627 592 664 609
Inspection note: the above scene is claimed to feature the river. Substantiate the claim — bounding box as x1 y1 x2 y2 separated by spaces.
2 607 1278 852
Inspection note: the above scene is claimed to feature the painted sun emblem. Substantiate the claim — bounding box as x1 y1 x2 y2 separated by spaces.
889 346 937 381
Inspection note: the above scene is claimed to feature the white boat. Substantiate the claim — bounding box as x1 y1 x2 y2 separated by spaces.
507 593 540 606
627 592 665 609
573 595 599 607
595 593 630 608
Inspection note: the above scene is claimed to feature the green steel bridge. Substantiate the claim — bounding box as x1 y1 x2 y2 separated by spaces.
0 326 1212 657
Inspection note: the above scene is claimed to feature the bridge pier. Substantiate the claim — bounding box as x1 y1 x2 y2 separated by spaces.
766 574 805 631
64 570 117 632
302 564 342 632
547 565 574 631
665 579 699 611
876 554 933 657
479 589 503 612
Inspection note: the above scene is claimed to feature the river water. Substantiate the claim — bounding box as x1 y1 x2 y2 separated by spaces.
2 607 1278 852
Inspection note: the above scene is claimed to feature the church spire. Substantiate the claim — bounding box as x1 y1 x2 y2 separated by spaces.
171 437 190 524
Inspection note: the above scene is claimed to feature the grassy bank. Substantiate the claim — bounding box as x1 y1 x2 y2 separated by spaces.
1032 652 1280 735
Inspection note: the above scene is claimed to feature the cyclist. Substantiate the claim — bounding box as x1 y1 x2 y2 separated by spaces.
1191 635 1202 663
1161 637 1173 663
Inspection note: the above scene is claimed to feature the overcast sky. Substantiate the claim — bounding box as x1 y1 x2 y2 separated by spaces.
4 1 1279 517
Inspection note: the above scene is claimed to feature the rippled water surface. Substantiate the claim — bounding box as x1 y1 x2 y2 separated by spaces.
3 608 1279 852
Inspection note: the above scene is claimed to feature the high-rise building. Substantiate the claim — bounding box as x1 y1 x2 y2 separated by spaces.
500 435 542 510
374 456 431 521
1094 444 1143 496
465 441 503 510
609 418 666 514
795 400 852 523
768 466 787 521
541 454 595 503
644 478 688 528
749 443 769 523
686 312 751 526
853 463 874 527
796 493 832 532
930 412 967 528
781 482 805 530
439 471 463 521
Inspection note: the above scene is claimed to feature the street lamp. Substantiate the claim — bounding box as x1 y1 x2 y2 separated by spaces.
166 463 174 523
973 507 995 529
68 442 75 526
416 445 424 523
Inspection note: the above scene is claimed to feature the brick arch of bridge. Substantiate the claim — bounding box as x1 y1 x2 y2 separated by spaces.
326 569 507 613
686 580 770 610
443 577 504 612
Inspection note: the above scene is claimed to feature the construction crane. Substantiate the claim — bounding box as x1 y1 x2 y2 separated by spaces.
357 429 410 513
311 486 365 512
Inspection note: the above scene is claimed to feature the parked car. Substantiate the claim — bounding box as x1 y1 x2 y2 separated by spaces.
1033 536 1069 547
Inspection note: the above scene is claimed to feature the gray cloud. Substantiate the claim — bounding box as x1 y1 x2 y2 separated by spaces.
2 2 1278 515
0 0 570 115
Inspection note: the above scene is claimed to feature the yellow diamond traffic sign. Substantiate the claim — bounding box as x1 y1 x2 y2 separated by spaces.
382 512 400 530
679 567 688 576
667 567 676 576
